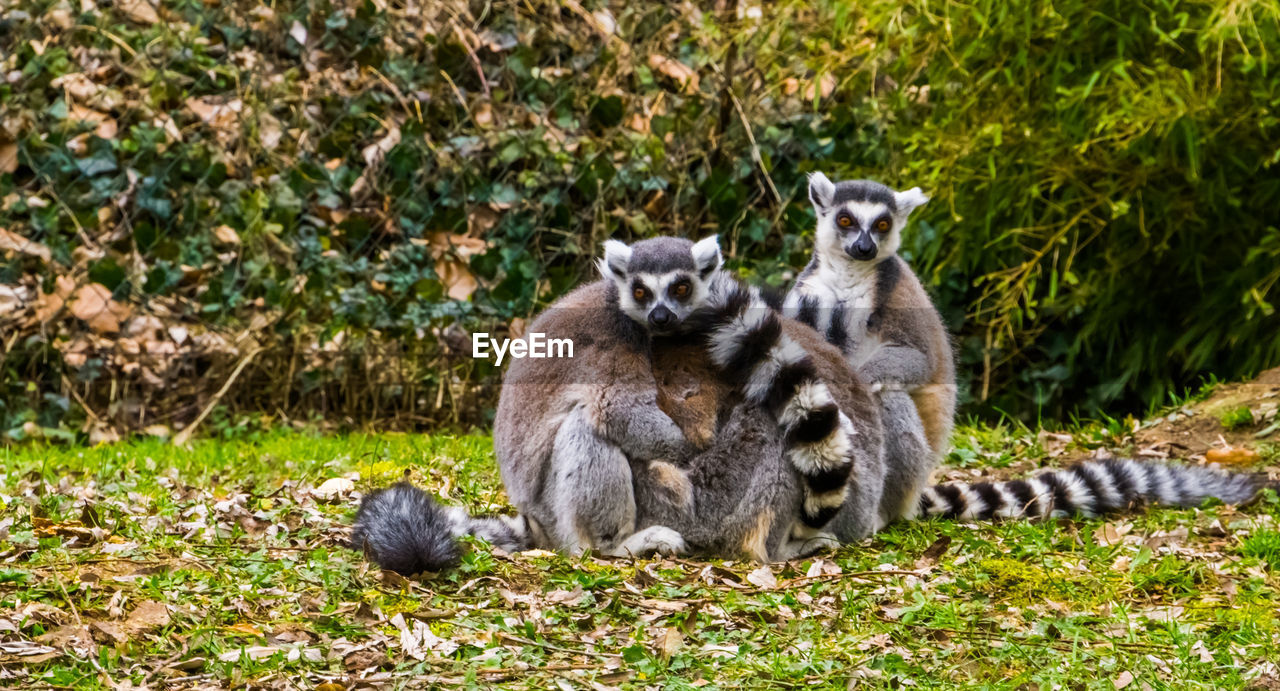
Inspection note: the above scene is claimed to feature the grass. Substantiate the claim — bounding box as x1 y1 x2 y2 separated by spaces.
0 423 1277 689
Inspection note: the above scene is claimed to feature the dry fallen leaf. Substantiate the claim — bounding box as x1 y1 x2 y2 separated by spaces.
217 645 321 662
186 97 243 129
69 283 130 334
1037 431 1073 457
435 259 478 301
225 622 263 637
1204 446 1260 466
0 285 29 316
1113 670 1134 689
1093 522 1126 547
746 565 777 589
474 102 495 129
1190 639 1214 663
0 227 52 262
36 625 95 655
545 586 586 606
32 275 75 323
313 477 355 500
658 627 683 659
89 621 129 645
118 0 159 24
915 536 952 568
125 601 171 633
803 73 837 101
424 232 487 259
508 317 527 340
213 225 241 246
391 613 458 661
289 20 308 46
258 112 284 151
468 206 501 236
0 141 17 174
648 54 699 92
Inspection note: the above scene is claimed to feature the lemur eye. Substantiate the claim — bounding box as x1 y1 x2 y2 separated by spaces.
837 214 853 228
633 287 648 301
875 218 891 232
671 281 691 298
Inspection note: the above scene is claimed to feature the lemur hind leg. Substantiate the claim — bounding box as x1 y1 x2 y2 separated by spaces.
546 407 639 555
876 389 937 524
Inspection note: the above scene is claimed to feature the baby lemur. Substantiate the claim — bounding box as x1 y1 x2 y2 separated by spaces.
784 173 956 521
352 236 874 573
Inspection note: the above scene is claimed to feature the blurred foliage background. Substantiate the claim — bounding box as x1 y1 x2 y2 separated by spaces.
1 0 1278 441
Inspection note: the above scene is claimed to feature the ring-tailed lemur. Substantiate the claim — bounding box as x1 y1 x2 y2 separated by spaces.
351 236 870 573
784 173 956 522
782 173 1269 529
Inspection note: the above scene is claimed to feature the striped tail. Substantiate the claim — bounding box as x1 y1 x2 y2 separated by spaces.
351 482 533 575
916 458 1266 521
697 277 855 536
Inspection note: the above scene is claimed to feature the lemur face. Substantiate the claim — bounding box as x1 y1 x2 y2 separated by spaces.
807 173 928 264
599 235 722 335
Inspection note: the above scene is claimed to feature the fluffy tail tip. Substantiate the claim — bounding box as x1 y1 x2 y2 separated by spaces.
350 482 462 575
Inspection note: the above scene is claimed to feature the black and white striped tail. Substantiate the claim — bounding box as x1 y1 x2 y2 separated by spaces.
916 458 1266 521
698 278 855 535
351 482 533 575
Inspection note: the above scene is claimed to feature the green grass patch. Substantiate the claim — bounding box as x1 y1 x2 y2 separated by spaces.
1 424 1277 688
1219 406 1256 430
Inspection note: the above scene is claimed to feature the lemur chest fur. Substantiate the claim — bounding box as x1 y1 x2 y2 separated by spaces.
790 260 885 369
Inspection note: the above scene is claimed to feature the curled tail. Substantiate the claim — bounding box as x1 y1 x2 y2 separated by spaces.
350 482 533 575
698 277 855 535
917 457 1266 521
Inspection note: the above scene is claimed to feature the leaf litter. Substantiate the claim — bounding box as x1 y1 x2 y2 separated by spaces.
0 374 1277 687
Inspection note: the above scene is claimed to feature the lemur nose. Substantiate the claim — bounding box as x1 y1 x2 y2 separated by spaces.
648 305 674 327
846 241 877 261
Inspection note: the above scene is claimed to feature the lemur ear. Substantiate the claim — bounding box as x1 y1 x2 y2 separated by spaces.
598 239 632 281
691 235 723 278
808 171 836 211
894 187 930 214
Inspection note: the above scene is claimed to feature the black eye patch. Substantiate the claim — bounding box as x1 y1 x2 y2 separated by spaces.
668 274 694 300
630 281 651 301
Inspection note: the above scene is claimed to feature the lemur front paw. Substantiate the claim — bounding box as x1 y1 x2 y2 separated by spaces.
684 422 715 450
779 532 840 560
608 526 688 558
869 379 906 394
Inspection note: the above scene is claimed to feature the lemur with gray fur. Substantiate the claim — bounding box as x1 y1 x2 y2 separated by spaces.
352 236 875 573
784 173 956 522
785 174 1267 526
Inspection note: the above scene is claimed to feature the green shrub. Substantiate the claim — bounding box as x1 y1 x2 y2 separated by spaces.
1 0 1277 437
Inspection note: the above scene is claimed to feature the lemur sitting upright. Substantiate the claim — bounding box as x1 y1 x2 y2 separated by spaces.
352 236 870 573
784 173 956 521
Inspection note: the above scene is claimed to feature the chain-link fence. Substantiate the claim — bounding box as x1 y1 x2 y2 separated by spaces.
4 0 1279 442
1 1 843 441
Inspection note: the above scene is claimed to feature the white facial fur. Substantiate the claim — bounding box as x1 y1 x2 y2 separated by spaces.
598 236 723 332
